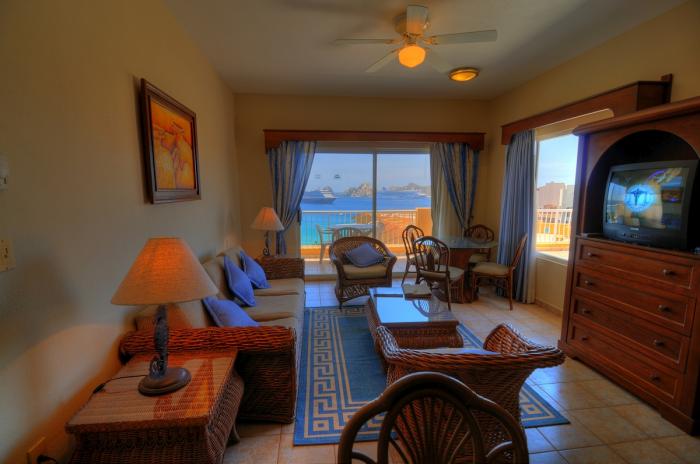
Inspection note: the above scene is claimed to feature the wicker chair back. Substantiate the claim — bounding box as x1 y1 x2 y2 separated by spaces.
464 224 495 241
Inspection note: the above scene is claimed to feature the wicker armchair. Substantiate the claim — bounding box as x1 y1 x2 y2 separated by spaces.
414 236 464 310
376 324 564 456
338 372 528 464
329 236 397 307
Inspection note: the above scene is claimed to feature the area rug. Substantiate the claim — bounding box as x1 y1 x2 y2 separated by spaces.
294 305 569 445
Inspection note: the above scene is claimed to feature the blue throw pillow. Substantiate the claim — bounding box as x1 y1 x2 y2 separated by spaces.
345 243 384 268
241 250 270 289
202 296 259 327
223 255 256 306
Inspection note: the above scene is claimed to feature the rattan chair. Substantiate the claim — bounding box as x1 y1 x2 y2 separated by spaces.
471 235 528 311
337 372 529 464
400 225 424 285
413 236 464 310
330 236 397 307
375 324 564 461
464 224 496 264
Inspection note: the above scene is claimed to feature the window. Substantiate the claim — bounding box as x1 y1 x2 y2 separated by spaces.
300 144 431 274
535 133 578 260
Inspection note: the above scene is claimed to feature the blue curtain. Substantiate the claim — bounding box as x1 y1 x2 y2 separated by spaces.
430 142 479 231
497 130 535 302
267 141 317 255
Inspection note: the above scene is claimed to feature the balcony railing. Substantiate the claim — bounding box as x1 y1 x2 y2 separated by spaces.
536 208 573 250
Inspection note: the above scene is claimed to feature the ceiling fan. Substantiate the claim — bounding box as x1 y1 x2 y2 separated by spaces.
334 4 497 79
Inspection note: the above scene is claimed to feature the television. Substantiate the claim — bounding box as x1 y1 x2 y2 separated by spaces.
603 160 698 250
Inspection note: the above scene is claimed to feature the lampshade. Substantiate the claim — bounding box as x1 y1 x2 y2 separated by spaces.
398 44 426 68
112 237 218 306
251 207 284 231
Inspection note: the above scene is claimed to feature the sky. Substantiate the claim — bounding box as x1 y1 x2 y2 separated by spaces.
537 133 579 187
305 153 430 191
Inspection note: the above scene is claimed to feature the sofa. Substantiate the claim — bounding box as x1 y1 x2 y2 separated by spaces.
119 246 304 423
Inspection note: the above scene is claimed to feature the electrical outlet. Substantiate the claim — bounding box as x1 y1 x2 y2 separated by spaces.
0 239 15 272
26 437 46 464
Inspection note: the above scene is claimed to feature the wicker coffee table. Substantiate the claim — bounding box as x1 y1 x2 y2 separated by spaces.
66 351 243 464
367 287 463 353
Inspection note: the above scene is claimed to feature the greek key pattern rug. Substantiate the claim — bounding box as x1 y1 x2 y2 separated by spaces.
294 306 568 445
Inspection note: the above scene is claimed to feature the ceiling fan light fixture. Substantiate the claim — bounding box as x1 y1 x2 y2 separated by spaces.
398 44 426 68
449 67 480 82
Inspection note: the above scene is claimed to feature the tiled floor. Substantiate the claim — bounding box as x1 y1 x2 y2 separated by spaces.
224 278 700 464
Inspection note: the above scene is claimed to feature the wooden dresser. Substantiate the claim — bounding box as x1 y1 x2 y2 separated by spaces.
560 97 700 433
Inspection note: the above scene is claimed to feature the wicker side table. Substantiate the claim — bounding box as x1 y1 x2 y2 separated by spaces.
66 351 243 464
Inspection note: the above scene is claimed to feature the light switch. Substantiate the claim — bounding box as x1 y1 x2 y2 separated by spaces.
0 239 15 272
0 155 8 190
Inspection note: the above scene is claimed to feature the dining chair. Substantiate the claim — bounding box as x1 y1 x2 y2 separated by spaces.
464 224 496 264
400 225 424 285
333 226 365 241
413 236 465 310
315 224 334 262
337 371 530 464
471 234 528 310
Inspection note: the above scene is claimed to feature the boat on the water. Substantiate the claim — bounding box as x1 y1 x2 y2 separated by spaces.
303 187 337 204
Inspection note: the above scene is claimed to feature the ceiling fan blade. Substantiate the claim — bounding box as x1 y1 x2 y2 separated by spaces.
405 4 429 35
334 38 399 45
425 49 452 74
365 49 398 73
427 29 497 45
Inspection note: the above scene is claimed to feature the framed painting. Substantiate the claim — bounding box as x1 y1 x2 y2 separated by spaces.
140 79 200 203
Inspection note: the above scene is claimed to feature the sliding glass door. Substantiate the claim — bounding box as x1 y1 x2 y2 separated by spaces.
300 145 431 274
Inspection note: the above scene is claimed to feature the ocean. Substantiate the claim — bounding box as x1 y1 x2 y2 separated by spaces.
300 193 431 246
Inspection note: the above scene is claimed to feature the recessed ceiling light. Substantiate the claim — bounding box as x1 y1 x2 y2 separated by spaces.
449 67 479 82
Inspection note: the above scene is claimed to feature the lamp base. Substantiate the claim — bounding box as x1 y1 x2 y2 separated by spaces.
138 367 191 396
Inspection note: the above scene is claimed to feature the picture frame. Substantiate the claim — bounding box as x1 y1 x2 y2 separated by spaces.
140 78 200 203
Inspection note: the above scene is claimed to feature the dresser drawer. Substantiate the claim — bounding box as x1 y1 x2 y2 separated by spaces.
576 239 697 293
568 323 682 403
573 268 694 334
571 297 688 370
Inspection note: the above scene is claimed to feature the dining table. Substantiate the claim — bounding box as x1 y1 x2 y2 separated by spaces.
438 235 498 302
329 223 373 236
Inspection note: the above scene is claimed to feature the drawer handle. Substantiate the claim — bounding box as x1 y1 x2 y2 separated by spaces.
662 269 675 276
586 252 597 258
583 280 594 286
582 308 592 315
581 336 589 341
650 374 661 382
653 339 665 347
658 305 671 313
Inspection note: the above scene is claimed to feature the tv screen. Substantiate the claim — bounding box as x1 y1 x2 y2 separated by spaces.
605 166 689 231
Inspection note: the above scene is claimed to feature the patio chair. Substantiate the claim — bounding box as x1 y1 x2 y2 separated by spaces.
471 234 527 310
413 236 464 310
329 236 396 307
337 371 529 464
400 224 424 285
315 224 334 262
464 224 496 264
374 324 564 462
333 226 365 241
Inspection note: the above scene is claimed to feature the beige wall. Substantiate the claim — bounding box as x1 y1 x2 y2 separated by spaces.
481 0 700 312
234 94 490 255
0 1 240 462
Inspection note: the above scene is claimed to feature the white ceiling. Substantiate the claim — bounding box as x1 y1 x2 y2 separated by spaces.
165 0 684 99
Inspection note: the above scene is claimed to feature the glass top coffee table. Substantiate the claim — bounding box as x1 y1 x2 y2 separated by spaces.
367 287 463 353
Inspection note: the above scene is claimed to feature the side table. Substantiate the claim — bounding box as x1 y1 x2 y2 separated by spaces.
66 350 243 464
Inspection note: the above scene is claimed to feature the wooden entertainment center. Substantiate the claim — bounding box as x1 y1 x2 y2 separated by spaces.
560 96 700 433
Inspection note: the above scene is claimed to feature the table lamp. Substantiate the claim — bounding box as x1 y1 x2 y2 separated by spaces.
251 206 284 256
111 237 218 396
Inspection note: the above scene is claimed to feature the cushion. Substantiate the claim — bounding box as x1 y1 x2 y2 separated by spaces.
244 293 304 321
202 256 232 299
202 296 259 327
253 278 304 296
342 263 388 280
420 266 465 282
421 347 499 355
345 243 384 267
241 250 270 289
469 253 489 264
473 262 510 277
223 255 256 307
